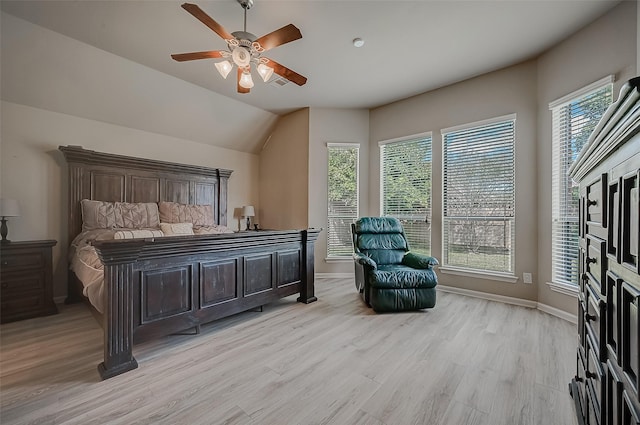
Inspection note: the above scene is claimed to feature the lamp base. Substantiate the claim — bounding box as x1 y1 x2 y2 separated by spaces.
0 217 8 243
246 217 251 231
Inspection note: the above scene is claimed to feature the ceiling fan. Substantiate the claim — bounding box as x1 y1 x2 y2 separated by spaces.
171 0 307 94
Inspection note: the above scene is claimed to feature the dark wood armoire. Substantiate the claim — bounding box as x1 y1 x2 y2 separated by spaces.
569 77 640 425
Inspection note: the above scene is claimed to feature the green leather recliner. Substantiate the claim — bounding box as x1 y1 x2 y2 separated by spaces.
351 217 439 312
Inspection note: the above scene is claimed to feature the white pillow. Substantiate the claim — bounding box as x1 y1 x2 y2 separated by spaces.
160 222 194 236
113 229 164 239
193 225 234 235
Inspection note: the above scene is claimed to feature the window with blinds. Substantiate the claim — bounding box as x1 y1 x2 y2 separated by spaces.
327 143 359 258
442 116 516 273
380 135 432 255
550 77 613 286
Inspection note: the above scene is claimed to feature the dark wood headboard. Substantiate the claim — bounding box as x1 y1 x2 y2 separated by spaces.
59 146 233 244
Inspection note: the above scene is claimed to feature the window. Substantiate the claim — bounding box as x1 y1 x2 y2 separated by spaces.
327 143 359 258
442 115 516 274
380 135 432 255
550 77 613 287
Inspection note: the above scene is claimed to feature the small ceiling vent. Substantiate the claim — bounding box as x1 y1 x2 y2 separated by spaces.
270 77 290 87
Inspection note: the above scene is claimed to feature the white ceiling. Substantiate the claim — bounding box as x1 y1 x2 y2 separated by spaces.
0 0 622 115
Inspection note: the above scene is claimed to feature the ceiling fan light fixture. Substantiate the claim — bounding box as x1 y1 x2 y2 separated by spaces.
231 46 251 67
172 2 307 93
257 63 274 82
215 60 233 79
239 70 255 89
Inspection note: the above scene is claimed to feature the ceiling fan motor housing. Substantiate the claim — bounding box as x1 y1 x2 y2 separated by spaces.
237 0 253 10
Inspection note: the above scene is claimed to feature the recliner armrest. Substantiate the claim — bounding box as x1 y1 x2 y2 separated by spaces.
353 253 377 269
402 252 439 269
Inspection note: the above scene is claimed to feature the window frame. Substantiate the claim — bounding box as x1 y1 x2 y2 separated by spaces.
548 75 614 295
326 142 360 260
379 132 433 256
440 114 517 280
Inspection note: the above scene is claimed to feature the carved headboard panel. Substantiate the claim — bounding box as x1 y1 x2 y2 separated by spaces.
59 146 232 243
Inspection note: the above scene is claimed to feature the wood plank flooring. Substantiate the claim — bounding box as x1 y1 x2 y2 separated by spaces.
0 278 578 425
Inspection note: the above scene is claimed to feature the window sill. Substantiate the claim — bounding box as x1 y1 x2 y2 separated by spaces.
439 266 519 283
325 257 352 263
547 281 579 297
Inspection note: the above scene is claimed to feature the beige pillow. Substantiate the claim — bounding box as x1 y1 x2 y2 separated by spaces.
113 229 164 239
81 200 120 231
158 202 214 227
118 202 160 229
160 222 194 236
81 199 160 231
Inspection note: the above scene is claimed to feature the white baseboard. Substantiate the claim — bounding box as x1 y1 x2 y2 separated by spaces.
537 302 578 324
316 273 353 279
437 284 577 323
437 285 538 308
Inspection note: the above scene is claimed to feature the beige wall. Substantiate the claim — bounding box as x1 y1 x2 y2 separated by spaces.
536 0 637 314
1 101 260 300
258 109 309 230
308 108 370 274
370 61 539 301
1 12 277 154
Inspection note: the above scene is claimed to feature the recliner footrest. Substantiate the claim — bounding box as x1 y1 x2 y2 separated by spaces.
368 265 437 289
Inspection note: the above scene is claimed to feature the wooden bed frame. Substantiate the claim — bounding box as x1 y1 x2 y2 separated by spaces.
60 146 320 380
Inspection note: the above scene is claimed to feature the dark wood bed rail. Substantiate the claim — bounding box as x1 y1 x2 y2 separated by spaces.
93 229 320 380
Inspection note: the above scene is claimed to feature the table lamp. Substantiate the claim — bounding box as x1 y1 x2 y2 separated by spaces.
242 205 255 231
0 198 20 243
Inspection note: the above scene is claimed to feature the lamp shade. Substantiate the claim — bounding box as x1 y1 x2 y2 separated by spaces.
0 199 20 217
257 63 274 82
215 60 233 79
239 71 254 89
242 205 255 217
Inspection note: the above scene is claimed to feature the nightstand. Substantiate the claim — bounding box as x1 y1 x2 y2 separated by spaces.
0 240 58 323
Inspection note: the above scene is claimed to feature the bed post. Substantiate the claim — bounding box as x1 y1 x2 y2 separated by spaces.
297 229 320 304
95 242 144 380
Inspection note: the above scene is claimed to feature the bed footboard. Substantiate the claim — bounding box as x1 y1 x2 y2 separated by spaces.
93 229 320 380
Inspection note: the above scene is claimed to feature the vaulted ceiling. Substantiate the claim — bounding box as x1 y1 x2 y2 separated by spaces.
1 0 622 115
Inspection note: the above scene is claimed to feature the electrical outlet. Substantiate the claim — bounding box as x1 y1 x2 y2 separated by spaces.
523 272 533 284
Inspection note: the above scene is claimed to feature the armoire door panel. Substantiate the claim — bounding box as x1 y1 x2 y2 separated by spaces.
622 281 640 396
609 177 622 263
621 171 639 273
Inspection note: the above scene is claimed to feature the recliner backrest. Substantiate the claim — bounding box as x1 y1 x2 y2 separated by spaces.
353 217 408 265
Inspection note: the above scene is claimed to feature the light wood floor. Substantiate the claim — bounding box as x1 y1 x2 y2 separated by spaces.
1 278 578 425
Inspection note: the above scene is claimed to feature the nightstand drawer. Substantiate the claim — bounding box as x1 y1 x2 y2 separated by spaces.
1 270 46 293
1 291 46 321
0 240 57 323
1 251 45 271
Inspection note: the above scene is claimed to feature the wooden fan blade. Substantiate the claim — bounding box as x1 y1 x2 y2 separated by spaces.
237 68 250 94
171 51 225 62
255 24 302 51
263 58 307 86
181 3 234 41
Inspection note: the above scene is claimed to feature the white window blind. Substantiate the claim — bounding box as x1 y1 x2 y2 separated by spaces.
380 135 432 255
327 143 359 258
550 78 613 286
442 116 516 273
